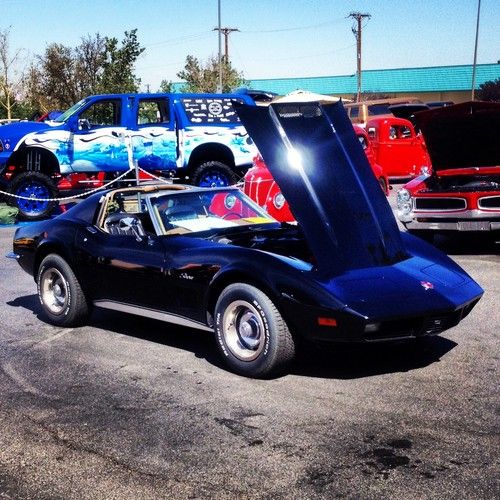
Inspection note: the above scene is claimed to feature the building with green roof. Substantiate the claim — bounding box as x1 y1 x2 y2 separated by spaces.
173 63 500 103
246 63 500 103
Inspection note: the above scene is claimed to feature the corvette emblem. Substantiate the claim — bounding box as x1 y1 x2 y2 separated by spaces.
420 281 434 290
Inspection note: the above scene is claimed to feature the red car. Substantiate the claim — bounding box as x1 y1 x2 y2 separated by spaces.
397 101 500 240
244 125 389 222
366 116 431 179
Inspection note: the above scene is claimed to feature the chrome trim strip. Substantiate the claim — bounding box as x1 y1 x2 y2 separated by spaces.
93 300 213 332
413 208 500 220
5 252 20 260
405 220 499 231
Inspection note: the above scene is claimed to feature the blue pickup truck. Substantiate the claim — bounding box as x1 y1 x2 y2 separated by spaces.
0 92 257 220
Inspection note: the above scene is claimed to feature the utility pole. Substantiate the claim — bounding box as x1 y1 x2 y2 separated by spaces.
213 27 239 63
348 12 371 102
471 0 481 100
216 0 222 93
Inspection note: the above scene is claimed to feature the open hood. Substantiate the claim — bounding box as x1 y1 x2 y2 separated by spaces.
388 103 430 130
415 101 500 171
235 101 406 276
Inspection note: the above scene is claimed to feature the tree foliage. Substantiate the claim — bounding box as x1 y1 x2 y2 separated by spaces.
158 79 174 93
25 30 144 112
177 55 246 93
476 78 500 102
0 27 26 119
99 29 145 94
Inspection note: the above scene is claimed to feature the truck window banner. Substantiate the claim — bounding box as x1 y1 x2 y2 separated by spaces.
181 98 245 125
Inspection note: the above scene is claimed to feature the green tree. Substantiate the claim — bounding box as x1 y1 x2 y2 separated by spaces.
99 29 144 94
0 27 26 119
158 79 174 93
177 55 246 93
476 78 500 102
25 30 144 112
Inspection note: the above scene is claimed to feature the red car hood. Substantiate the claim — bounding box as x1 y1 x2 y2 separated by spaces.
415 101 500 171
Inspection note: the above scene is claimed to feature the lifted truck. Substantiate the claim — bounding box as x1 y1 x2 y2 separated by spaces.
0 92 257 220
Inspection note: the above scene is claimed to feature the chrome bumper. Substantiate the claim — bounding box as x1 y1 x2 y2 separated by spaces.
404 219 500 231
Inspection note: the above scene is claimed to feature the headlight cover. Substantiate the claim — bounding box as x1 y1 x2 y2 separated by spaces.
397 188 413 221
273 191 286 210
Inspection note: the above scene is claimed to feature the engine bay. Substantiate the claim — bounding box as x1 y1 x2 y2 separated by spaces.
423 173 500 193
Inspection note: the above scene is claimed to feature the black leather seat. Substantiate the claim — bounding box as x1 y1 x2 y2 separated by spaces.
104 212 146 237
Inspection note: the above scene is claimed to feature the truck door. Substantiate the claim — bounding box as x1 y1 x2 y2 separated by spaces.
70 97 128 173
131 97 178 174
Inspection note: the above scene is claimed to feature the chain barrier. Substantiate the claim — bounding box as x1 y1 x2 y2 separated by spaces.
0 167 136 203
136 166 175 185
0 132 175 205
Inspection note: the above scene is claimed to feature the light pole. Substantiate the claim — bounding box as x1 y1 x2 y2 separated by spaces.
471 0 481 100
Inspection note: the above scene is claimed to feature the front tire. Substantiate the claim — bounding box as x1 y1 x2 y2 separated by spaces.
37 254 90 327
9 171 58 221
214 283 295 378
191 161 238 187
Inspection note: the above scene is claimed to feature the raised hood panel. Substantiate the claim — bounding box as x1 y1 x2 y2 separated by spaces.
415 101 500 171
235 101 406 276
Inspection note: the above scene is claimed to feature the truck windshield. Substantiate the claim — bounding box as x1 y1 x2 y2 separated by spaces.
53 98 89 123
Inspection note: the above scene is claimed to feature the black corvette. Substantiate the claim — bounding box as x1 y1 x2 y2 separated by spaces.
8 101 483 377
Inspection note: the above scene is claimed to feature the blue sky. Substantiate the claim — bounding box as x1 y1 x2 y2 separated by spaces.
3 0 499 91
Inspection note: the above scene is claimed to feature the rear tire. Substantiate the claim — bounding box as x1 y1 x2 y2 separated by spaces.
191 161 238 187
214 283 295 378
37 254 90 327
9 171 58 221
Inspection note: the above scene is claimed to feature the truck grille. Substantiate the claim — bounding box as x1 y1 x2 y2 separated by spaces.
414 197 466 211
478 196 500 210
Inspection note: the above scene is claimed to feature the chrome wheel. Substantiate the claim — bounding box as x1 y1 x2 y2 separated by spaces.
40 267 68 315
222 300 266 361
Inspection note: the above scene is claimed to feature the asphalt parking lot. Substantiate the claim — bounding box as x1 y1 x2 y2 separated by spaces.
0 191 498 500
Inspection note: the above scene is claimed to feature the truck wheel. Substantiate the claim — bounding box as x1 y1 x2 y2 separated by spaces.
191 161 238 187
214 283 296 378
9 172 58 221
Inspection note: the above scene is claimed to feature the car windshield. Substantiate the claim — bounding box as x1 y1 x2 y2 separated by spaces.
150 189 278 236
53 98 89 123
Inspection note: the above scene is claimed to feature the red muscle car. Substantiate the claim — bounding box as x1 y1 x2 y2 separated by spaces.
397 101 500 240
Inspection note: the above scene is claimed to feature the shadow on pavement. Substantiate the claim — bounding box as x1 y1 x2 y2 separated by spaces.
6 294 456 380
430 233 499 256
291 337 457 379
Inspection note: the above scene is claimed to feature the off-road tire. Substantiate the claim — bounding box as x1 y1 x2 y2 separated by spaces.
191 161 238 187
9 171 58 221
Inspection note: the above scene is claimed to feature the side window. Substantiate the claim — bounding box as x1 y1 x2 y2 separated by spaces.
400 125 412 139
181 98 243 124
137 99 170 126
349 106 359 119
368 104 391 116
79 100 121 129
